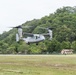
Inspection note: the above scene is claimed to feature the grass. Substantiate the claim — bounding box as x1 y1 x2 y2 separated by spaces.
0 55 76 75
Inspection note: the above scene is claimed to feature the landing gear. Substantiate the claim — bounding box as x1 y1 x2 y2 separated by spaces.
36 43 38 45
27 42 30 45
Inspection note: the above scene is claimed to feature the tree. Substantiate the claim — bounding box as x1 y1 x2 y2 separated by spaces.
29 44 42 54
61 41 71 49
0 42 9 54
71 41 76 52
45 39 61 53
7 46 15 54
0 6 76 54
17 42 29 54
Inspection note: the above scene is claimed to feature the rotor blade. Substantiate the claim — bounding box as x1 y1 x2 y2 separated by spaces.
9 25 33 29
38 27 46 29
21 26 33 28
42 33 49 36
48 27 54 30
38 27 54 30
9 25 22 28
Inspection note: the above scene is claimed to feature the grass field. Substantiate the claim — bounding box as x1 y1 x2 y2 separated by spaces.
0 55 76 75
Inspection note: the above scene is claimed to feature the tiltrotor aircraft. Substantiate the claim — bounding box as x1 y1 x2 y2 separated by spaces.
12 25 53 45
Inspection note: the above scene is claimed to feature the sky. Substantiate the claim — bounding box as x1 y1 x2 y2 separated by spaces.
0 0 76 34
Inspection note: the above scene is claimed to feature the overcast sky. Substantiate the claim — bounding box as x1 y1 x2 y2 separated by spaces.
0 0 76 34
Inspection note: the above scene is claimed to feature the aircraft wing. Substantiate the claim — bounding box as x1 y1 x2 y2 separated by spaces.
23 33 34 37
42 33 50 36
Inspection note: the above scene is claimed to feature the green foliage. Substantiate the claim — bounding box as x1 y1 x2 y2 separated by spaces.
17 42 29 54
71 41 76 52
45 39 61 53
61 41 71 49
0 6 76 54
29 46 41 54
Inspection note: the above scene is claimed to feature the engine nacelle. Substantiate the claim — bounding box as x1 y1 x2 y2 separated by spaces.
16 34 19 42
48 29 52 40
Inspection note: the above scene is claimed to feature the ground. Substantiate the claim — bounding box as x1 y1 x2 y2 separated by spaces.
0 55 76 75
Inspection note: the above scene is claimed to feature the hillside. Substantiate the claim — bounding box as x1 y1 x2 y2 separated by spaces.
0 6 76 54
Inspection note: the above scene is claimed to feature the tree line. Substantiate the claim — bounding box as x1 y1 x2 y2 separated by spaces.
0 6 76 54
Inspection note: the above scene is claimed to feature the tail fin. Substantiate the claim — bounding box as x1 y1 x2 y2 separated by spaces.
48 29 52 40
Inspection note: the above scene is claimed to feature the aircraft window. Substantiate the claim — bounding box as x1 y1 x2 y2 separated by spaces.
36 36 40 39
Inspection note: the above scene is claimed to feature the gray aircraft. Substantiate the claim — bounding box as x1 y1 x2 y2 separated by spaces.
13 25 53 45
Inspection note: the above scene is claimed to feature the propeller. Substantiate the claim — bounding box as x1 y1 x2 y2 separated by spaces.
9 25 22 28
9 25 33 29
